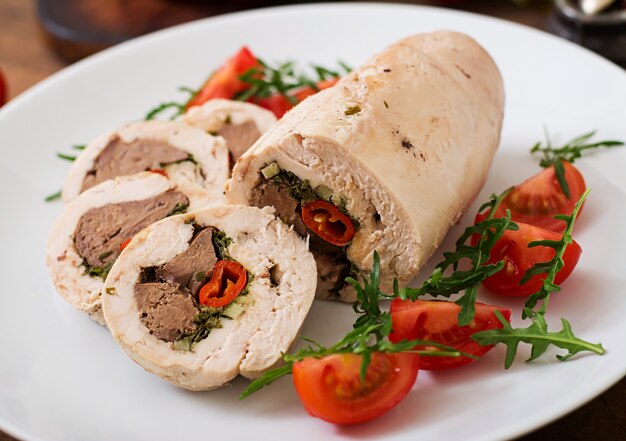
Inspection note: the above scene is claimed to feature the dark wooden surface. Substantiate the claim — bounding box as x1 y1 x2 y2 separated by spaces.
0 1 624 440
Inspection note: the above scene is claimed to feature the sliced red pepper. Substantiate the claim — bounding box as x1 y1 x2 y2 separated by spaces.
185 47 261 111
150 168 168 178
253 78 339 118
199 260 247 308
119 238 132 252
301 200 355 246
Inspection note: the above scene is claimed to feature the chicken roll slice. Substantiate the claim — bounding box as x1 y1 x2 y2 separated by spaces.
226 31 505 302
47 172 213 324
62 120 229 202
101 205 316 391
181 99 277 162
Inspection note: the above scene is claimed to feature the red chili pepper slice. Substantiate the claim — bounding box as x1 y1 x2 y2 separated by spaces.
150 168 168 177
119 238 132 252
301 200 355 246
199 260 247 308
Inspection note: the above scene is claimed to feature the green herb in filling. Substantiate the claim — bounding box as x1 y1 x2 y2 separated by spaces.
81 259 113 281
167 203 189 217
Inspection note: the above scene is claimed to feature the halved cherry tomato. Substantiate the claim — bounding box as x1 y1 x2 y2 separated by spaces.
482 221 582 296
389 299 511 370
483 161 586 232
0 68 6 107
292 352 419 425
301 200 356 246
253 78 339 118
185 47 260 110
199 260 247 307
149 168 168 177
119 238 132 252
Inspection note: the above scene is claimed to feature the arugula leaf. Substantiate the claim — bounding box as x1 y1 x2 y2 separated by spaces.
395 189 518 325
521 189 589 318
56 153 76 162
45 190 62 202
531 129 623 198
472 311 605 369
145 87 198 121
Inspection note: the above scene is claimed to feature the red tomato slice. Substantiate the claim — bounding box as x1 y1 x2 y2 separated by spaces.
185 47 260 110
389 299 511 370
292 352 419 425
485 161 586 232
482 221 582 296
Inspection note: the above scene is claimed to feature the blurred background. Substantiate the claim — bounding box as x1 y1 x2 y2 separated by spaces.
0 1 624 441
0 0 625 107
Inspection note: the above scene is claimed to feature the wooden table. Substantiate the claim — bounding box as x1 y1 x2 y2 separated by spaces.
0 1 624 440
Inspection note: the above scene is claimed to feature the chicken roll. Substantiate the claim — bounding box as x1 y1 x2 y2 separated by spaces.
101 205 316 390
62 120 229 203
47 172 213 324
226 31 505 301
181 99 277 162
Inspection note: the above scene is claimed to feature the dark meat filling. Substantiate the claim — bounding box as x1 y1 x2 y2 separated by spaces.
134 227 239 347
74 190 189 270
250 180 351 296
217 120 262 162
81 136 190 192
135 283 199 342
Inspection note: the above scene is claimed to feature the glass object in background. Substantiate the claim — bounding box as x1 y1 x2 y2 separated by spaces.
37 0 289 61
548 0 626 66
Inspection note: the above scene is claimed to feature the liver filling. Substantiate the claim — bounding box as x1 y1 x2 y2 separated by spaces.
251 181 351 295
217 120 262 161
134 283 199 342
81 136 190 192
74 190 188 268
156 228 218 296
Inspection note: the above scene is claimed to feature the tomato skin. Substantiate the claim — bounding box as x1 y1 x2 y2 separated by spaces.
487 162 586 232
482 222 582 297
185 47 260 110
292 352 419 425
389 299 511 370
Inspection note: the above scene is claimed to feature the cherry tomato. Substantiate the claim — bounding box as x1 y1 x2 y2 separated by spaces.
482 221 582 297
292 352 419 425
185 47 260 110
253 78 339 118
199 260 247 307
484 161 586 232
0 68 6 107
300 200 356 246
389 299 511 370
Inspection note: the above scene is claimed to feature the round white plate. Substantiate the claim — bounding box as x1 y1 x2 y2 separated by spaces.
1 3 625 441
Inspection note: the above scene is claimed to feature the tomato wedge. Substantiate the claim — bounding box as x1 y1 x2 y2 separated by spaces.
481 221 582 297
253 78 339 118
199 260 247 307
301 200 355 246
484 161 586 232
389 299 511 370
185 47 260 110
292 352 419 425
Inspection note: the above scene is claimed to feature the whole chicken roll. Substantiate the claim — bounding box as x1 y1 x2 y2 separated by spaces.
101 205 317 390
226 31 505 301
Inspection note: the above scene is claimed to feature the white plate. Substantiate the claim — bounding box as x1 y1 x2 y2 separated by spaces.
1 3 625 441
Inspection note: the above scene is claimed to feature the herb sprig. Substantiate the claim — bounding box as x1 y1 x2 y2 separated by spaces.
472 311 605 369
521 188 590 319
394 190 518 325
240 252 466 399
145 87 198 121
531 130 623 198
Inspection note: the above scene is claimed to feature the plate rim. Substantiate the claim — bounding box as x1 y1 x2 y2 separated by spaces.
1 2 625 441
